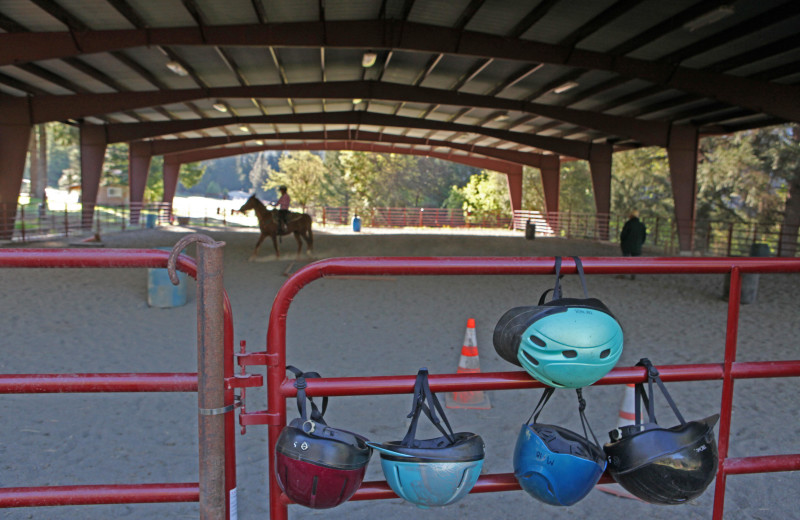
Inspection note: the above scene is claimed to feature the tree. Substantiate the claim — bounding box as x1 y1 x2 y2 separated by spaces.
559 160 595 214
752 125 800 256
443 170 510 223
611 147 674 221
263 151 328 210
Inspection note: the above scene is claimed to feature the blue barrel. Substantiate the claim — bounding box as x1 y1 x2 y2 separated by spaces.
147 248 188 308
145 213 157 229
352 215 362 232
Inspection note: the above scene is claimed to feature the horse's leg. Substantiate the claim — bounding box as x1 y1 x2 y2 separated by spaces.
271 233 280 259
293 231 303 259
250 233 266 261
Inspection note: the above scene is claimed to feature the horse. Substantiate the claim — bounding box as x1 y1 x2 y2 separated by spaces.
238 195 313 260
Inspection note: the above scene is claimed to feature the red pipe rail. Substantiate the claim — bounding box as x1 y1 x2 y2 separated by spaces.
0 247 236 519
250 256 800 520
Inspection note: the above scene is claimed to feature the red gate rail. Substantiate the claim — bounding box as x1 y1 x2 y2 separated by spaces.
0 247 236 520
248 256 800 520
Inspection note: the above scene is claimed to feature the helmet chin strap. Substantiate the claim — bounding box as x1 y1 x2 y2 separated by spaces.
526 386 601 449
538 256 590 305
633 358 687 430
401 368 456 447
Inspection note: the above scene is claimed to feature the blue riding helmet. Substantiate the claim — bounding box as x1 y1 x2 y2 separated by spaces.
514 387 607 506
368 368 485 508
494 256 623 388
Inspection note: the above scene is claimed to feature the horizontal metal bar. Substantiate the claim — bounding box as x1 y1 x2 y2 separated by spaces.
0 483 199 508
0 373 198 393
0 248 198 278
277 362 799 398
723 455 800 475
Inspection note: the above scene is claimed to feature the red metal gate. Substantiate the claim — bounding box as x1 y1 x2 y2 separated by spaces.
0 242 241 520
237 256 800 520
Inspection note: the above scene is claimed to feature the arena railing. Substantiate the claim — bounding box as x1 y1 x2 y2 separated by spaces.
236 256 800 520
0 238 248 520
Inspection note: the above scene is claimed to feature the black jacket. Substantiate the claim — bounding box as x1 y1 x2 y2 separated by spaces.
620 217 646 255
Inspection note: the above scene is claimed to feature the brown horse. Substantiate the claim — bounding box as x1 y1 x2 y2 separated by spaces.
238 195 313 260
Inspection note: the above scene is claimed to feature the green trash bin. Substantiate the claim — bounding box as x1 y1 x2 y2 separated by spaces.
722 242 770 304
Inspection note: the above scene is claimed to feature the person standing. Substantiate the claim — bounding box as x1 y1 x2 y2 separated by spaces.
275 186 291 234
620 210 646 279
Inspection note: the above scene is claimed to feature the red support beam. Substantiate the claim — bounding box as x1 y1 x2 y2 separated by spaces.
80 123 107 230
506 170 523 213
162 159 181 219
540 154 560 218
128 141 152 226
153 130 548 168
24 81 670 148
667 124 699 253
109 111 590 159
589 143 612 240
2 21 797 122
165 141 522 175
0 124 31 240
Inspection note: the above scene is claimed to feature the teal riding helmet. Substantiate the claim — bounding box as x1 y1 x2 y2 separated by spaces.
368 368 485 508
494 257 623 388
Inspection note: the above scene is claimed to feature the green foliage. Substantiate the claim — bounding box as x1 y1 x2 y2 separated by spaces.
611 147 674 220
444 170 510 222
263 151 328 209
559 160 595 213
179 162 207 190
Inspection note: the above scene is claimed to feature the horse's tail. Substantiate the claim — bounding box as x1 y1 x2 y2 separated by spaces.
305 215 314 248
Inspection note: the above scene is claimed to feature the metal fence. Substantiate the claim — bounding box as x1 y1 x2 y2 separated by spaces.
236 255 800 520
0 243 241 519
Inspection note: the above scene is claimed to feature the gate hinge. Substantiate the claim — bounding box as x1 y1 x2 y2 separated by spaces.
239 410 282 426
225 373 263 389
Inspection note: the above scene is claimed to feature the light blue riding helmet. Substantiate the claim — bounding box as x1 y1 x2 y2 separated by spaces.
494 256 623 388
368 368 485 508
514 387 607 506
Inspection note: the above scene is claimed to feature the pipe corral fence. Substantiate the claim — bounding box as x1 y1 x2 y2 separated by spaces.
1 245 800 519
239 256 800 520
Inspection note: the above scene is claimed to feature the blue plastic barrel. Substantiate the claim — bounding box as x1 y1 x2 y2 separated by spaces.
145 213 157 229
352 215 362 232
147 248 188 307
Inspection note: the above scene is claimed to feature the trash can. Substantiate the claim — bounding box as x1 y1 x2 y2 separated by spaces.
145 213 157 229
722 242 770 304
147 248 188 308
525 219 536 240
352 215 362 232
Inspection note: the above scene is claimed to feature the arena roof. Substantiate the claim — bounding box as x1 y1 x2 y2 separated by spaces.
1 0 799 162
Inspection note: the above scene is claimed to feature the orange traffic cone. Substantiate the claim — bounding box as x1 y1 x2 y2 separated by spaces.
597 383 644 501
446 319 491 410
616 383 637 428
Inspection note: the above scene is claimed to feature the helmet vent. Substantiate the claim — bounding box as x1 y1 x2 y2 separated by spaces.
562 350 577 359
311 475 318 495
529 335 546 347
599 349 611 359
522 351 540 366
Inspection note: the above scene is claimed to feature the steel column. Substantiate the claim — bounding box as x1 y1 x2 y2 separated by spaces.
162 158 181 220
589 143 612 240
540 155 561 229
80 123 108 230
667 125 699 253
128 141 152 226
505 169 523 213
0 95 32 240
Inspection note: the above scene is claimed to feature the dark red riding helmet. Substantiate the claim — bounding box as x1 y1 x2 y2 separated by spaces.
274 367 372 509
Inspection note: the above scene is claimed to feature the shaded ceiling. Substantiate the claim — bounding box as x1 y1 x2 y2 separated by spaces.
1 0 799 163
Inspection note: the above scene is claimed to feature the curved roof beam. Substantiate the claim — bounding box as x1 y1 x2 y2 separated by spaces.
25 80 670 146
163 140 523 175
103 111 592 158
1 20 797 121
136 129 549 168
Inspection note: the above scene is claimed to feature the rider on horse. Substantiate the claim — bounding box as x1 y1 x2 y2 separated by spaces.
275 186 290 234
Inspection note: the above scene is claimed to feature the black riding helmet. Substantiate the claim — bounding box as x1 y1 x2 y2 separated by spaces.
604 358 719 505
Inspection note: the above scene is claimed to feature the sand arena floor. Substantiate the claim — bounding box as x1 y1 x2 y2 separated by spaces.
1 225 798 519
